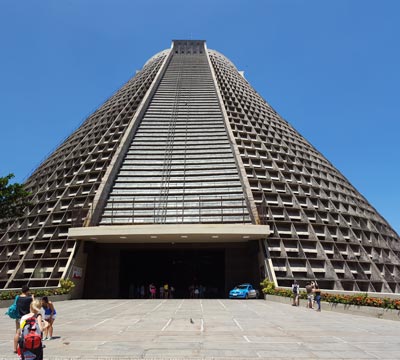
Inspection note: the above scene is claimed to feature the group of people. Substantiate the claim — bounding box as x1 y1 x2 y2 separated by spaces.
188 284 206 298
128 283 213 299
129 283 175 299
291 280 322 311
156 283 175 299
10 285 56 359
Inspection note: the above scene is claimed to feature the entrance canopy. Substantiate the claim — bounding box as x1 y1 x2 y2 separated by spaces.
69 223 270 243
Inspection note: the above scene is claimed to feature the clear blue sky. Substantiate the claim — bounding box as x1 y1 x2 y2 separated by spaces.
0 0 399 233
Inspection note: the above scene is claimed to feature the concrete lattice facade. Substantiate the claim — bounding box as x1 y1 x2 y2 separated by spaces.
1 40 399 293
208 50 400 292
0 51 167 289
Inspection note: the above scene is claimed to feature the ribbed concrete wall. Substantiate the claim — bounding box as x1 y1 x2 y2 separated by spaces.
208 49 400 293
0 52 167 289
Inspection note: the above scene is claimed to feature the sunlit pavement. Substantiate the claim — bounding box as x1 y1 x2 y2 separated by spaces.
1 299 400 359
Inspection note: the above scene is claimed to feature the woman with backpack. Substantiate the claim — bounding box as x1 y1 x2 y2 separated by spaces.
18 299 47 360
41 296 56 340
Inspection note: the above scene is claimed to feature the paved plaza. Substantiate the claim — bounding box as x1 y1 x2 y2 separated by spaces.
1 299 400 359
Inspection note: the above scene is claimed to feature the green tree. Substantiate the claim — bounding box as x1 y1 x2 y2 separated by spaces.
0 173 31 222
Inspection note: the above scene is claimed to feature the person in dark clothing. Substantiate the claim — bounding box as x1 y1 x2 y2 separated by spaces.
17 287 33 317
13 285 33 354
313 284 322 312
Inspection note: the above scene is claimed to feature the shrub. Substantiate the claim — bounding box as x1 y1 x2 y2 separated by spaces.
0 278 75 300
0 290 18 300
261 281 400 310
260 278 275 294
59 278 75 294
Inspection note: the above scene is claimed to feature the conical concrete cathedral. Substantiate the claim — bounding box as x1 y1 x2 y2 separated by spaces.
1 40 399 297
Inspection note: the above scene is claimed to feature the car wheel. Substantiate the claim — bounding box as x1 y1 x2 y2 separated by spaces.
245 293 248 300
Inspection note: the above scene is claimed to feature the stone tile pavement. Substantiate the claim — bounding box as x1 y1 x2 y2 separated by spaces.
1 299 400 359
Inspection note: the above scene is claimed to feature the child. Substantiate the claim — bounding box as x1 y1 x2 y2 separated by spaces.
18 299 47 360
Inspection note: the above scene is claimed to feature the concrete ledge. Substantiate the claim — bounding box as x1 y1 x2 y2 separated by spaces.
265 294 400 321
69 223 270 243
278 286 400 300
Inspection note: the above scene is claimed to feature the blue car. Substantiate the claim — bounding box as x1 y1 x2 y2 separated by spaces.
229 284 259 299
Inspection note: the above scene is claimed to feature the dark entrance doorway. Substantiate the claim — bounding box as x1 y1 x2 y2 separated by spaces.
83 241 261 299
119 249 225 298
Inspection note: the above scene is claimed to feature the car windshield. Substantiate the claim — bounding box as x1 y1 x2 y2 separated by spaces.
237 285 248 289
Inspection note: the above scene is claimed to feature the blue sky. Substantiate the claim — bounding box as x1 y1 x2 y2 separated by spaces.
0 0 399 233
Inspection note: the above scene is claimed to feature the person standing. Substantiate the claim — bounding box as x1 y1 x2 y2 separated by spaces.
291 280 300 306
149 284 156 299
163 283 169 299
305 282 313 309
169 285 175 299
41 296 56 340
189 285 194 298
13 285 33 354
313 285 322 312
311 281 316 308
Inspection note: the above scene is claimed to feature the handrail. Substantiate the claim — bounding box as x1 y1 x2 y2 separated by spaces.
156 55 183 223
70 193 251 227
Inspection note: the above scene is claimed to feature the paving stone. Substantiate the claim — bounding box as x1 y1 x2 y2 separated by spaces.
1 299 400 359
257 350 317 358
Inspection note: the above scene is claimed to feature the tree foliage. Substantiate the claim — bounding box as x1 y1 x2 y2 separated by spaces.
0 173 31 221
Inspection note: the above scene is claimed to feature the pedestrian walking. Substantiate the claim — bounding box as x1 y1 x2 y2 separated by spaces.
18 299 47 360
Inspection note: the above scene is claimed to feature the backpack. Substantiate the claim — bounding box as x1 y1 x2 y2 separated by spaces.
19 315 42 351
292 284 299 294
5 295 19 319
